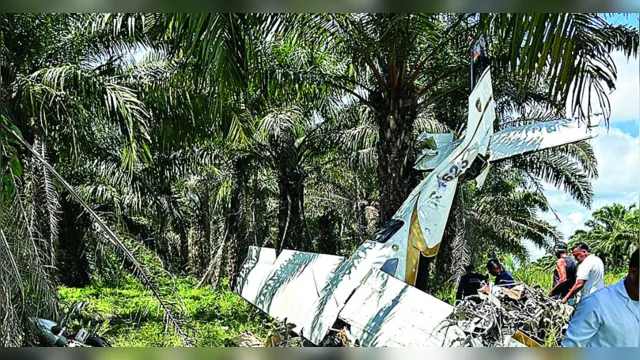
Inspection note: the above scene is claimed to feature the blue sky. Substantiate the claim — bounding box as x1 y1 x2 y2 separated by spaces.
525 14 640 261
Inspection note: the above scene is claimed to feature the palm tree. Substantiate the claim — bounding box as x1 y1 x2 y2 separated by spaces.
272 13 637 221
163 15 637 260
570 203 639 269
0 13 192 346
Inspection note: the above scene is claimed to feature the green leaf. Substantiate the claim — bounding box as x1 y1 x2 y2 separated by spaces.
9 156 22 178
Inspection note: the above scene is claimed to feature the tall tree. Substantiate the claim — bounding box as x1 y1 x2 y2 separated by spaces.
282 13 637 221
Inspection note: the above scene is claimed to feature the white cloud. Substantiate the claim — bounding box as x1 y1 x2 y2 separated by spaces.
591 127 640 196
564 51 639 124
566 212 585 225
526 51 640 261
529 126 640 260
608 52 640 122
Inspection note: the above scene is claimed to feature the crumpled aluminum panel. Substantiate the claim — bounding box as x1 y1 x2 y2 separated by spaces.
235 242 400 345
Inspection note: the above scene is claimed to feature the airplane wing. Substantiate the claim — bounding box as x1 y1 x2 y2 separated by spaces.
234 241 398 345
337 267 465 346
488 116 601 162
234 247 345 337
235 247 469 347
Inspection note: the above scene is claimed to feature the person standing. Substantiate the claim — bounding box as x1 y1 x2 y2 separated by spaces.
561 249 639 347
455 265 489 301
549 242 578 303
562 242 605 304
485 259 515 289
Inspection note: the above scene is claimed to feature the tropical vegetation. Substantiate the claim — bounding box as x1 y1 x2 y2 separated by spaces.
0 13 637 347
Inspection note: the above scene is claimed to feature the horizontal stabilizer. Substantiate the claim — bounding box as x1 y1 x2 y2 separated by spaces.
416 132 454 147
414 136 461 171
489 117 600 162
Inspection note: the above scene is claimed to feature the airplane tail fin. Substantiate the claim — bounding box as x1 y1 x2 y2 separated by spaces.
414 34 494 172
470 34 489 93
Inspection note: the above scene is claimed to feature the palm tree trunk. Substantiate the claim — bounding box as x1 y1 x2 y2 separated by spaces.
317 210 339 255
57 196 91 287
189 195 211 277
375 107 418 222
179 230 189 272
226 165 248 290
277 172 305 252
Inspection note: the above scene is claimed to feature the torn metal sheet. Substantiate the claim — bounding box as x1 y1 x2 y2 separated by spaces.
298 240 399 344
513 330 542 347
234 246 344 336
235 241 399 345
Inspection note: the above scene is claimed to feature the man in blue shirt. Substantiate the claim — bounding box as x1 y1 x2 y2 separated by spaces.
562 249 639 347
456 265 489 301
486 259 515 289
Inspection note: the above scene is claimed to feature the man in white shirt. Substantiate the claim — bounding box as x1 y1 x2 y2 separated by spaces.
562 242 605 304
562 249 639 347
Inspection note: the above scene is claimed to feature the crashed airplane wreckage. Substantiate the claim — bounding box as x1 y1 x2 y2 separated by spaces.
233 36 601 347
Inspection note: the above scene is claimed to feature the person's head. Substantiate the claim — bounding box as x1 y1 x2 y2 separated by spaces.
572 242 590 263
554 241 568 259
486 259 503 276
628 248 639 287
465 265 476 273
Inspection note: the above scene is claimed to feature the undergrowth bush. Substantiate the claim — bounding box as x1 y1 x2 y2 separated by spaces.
514 265 625 290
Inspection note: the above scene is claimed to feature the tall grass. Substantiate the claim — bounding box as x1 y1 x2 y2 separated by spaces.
514 264 626 291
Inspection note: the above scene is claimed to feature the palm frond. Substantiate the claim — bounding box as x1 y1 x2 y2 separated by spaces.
2 121 193 346
510 152 594 208
480 13 639 124
16 64 151 170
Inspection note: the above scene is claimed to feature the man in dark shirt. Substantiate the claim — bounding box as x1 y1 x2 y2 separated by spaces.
456 265 489 301
486 259 515 289
549 242 578 302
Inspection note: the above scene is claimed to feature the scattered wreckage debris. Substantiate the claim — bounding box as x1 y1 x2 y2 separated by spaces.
229 320 306 347
436 282 574 347
228 319 360 347
229 332 264 347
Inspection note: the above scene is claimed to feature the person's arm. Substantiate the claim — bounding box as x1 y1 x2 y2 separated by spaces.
549 258 567 296
563 261 590 303
561 293 601 347
562 279 585 303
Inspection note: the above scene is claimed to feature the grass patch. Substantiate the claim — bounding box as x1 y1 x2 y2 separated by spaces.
514 265 626 291
57 276 269 347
